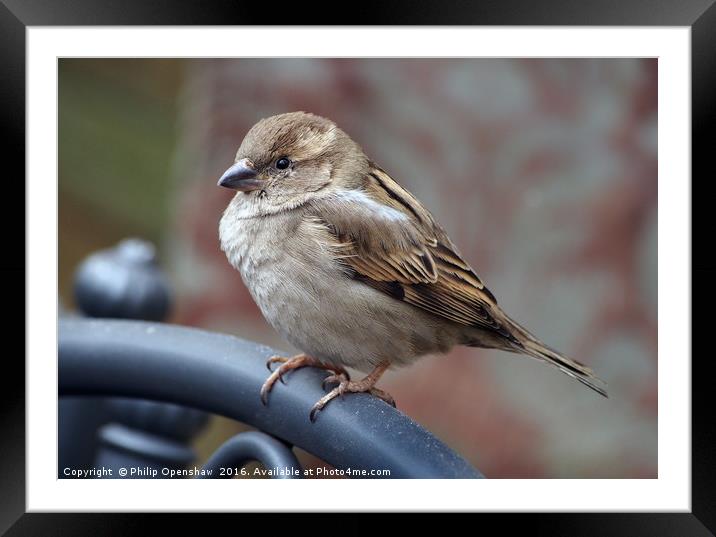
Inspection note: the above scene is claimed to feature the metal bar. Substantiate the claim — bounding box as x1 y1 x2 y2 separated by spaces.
59 318 484 478
199 431 302 479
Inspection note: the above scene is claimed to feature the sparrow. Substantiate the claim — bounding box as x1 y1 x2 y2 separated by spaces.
218 111 607 421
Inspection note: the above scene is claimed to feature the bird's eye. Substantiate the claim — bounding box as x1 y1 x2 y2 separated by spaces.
275 157 291 170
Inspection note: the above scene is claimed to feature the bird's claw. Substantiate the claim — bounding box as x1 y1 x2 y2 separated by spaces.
260 356 393 420
368 387 396 407
260 354 349 406
309 374 396 422
267 355 293 384
321 371 350 390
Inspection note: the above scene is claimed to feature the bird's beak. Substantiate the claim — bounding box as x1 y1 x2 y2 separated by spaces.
217 159 263 192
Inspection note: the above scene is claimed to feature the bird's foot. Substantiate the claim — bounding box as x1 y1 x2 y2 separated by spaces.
310 362 395 422
321 372 350 390
260 354 349 405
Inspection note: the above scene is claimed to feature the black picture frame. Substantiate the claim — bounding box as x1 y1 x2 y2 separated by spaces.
4 0 713 533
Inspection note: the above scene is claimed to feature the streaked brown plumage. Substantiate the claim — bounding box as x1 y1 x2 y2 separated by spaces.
218 111 607 421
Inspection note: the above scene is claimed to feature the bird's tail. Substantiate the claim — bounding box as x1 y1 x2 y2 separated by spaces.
504 317 608 398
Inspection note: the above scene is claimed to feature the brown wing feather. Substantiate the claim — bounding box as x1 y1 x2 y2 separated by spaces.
312 165 507 336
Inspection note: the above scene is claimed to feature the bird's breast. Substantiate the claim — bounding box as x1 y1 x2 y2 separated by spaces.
220 208 322 307
219 206 461 370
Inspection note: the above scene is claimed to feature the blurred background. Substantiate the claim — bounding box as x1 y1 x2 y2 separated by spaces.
59 58 657 478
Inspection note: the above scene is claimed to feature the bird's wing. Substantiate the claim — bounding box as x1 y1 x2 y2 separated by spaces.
309 165 511 336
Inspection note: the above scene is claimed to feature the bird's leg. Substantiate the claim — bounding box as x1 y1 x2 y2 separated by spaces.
260 353 349 405
310 361 395 422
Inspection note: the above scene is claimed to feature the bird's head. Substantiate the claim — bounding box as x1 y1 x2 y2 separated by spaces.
218 111 367 212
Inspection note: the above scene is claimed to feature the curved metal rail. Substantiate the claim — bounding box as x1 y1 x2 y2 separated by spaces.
59 318 483 478
199 431 303 479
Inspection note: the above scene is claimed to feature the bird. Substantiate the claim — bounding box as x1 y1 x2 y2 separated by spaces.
218 111 607 421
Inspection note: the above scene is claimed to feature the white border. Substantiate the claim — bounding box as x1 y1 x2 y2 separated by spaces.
28 27 690 511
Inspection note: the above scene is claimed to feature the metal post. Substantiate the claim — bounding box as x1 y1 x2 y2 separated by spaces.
61 239 210 478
